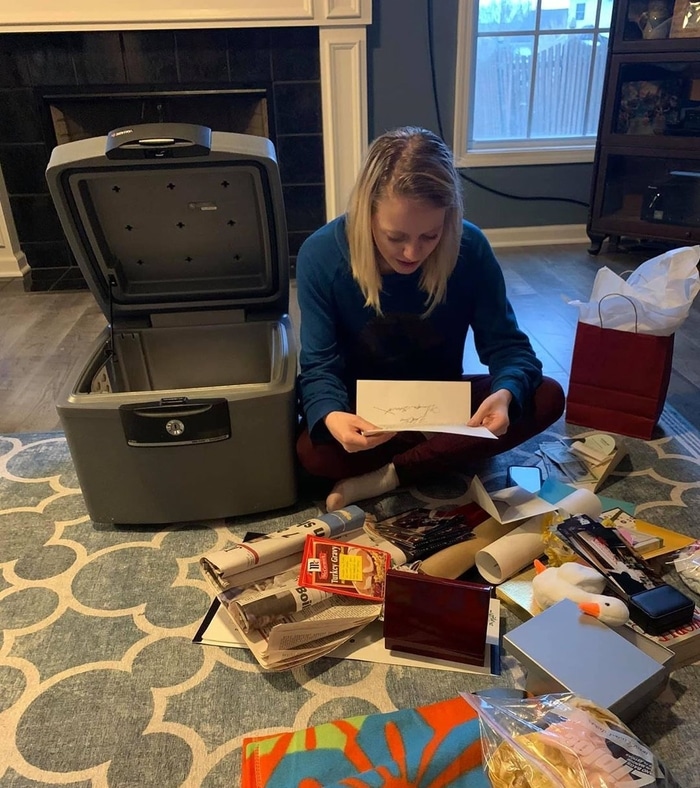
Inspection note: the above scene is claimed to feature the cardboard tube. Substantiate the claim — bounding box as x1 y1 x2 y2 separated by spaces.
418 518 520 579
474 516 547 585
474 488 602 585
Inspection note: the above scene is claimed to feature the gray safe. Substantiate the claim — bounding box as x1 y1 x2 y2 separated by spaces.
46 124 298 524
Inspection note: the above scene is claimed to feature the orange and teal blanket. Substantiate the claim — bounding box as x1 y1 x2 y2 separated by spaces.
240 695 487 788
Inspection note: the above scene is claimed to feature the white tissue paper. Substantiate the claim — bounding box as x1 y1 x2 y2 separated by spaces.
570 245 700 336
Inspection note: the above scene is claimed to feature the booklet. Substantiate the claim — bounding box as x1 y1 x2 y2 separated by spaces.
601 507 695 560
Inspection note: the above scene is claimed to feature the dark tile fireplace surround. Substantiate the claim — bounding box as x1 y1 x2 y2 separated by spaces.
0 27 325 290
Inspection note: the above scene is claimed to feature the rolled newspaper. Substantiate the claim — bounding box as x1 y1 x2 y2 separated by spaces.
200 506 366 591
226 579 333 632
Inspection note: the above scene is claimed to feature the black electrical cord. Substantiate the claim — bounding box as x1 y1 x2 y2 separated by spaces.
458 172 590 206
426 0 446 142
426 0 590 209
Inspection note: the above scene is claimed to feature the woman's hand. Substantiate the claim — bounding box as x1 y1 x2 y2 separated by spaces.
324 411 396 453
467 388 512 436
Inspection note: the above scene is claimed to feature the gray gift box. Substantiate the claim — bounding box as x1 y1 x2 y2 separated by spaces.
504 598 673 722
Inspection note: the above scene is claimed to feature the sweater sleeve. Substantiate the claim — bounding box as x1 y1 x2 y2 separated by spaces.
464 225 543 418
296 230 352 440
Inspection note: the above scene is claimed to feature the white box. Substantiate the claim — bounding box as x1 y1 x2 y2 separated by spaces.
504 598 672 722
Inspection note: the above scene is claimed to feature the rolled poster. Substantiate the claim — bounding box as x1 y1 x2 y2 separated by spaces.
474 489 602 584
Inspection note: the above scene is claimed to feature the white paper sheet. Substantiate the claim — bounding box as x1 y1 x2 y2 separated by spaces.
356 379 496 439
469 475 557 526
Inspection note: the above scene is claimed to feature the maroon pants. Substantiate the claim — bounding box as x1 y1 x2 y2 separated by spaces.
296 376 565 486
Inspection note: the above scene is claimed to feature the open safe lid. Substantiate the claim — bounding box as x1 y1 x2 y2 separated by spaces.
46 124 290 321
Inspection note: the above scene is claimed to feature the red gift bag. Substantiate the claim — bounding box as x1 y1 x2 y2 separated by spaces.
566 296 675 440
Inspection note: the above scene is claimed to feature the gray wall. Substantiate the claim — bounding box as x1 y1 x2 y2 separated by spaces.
367 0 592 229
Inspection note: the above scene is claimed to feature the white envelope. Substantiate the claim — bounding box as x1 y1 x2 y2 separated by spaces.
469 475 557 526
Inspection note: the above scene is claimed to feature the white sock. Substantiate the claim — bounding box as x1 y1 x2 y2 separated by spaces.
326 463 399 511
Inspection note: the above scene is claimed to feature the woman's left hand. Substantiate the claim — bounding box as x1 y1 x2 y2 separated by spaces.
467 389 512 436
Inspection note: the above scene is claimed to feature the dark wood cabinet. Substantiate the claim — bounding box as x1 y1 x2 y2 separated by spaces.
587 0 700 253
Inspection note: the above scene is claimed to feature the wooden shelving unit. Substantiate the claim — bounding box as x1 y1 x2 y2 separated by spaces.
587 0 700 253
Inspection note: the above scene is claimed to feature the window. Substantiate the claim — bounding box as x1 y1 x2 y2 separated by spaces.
453 0 614 166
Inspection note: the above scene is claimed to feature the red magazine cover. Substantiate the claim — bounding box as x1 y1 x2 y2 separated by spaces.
299 536 391 602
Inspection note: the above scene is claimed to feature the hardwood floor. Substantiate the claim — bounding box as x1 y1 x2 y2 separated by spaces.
1 243 698 434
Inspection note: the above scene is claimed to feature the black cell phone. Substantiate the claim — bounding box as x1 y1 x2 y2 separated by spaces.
506 465 543 493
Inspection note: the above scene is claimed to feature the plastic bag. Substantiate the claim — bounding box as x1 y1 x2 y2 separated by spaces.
462 692 675 787
673 540 700 596
569 246 700 336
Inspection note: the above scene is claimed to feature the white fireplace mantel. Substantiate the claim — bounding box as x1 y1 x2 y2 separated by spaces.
0 0 371 277
0 0 371 32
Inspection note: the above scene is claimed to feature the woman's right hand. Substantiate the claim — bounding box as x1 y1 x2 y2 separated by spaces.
324 411 396 453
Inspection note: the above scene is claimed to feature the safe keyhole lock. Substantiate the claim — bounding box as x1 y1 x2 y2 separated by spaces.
165 419 185 437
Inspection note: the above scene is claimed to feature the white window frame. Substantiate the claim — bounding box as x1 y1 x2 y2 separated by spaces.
453 0 602 168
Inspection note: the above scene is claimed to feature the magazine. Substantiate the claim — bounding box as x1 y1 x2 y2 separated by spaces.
364 502 491 562
625 605 700 669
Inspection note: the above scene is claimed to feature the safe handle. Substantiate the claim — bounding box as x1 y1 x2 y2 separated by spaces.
105 123 212 159
129 403 214 419
119 397 230 447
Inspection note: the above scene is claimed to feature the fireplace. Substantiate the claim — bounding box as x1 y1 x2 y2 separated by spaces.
47 89 269 145
0 27 329 290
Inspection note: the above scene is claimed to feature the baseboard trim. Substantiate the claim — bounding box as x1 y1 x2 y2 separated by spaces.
483 224 589 248
0 247 29 278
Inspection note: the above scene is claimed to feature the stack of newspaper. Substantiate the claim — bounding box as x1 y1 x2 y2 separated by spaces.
199 506 399 670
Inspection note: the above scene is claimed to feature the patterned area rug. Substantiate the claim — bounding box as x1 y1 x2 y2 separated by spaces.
1 410 699 788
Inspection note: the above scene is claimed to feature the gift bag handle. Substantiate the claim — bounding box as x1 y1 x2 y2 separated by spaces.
597 293 639 333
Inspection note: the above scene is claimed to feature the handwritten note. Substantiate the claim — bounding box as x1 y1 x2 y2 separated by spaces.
356 380 496 439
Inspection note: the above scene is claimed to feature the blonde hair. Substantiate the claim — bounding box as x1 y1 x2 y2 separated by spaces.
346 126 463 315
